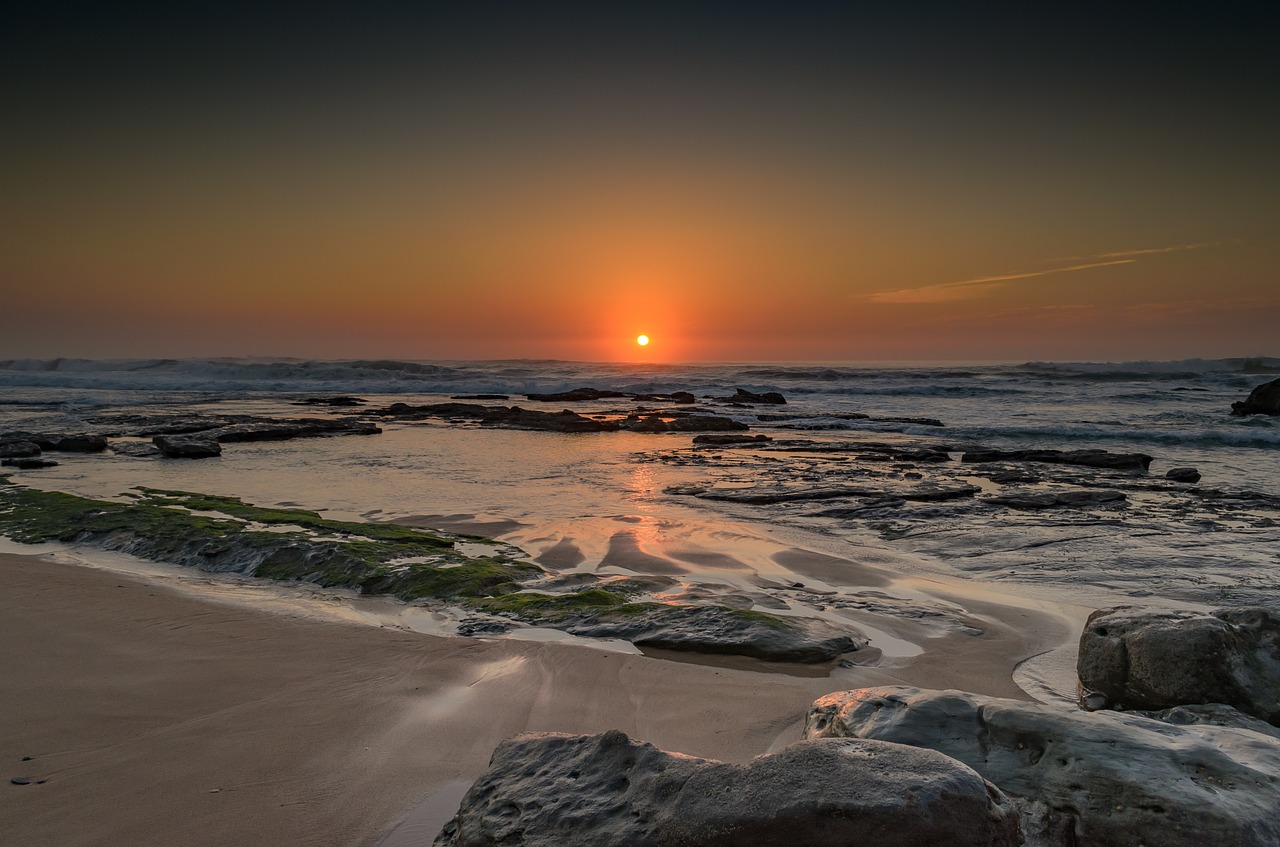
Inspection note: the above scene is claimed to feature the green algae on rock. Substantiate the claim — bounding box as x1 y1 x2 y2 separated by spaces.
0 477 864 663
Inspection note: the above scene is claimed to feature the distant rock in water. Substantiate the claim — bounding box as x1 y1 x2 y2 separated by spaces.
0 441 42 459
1165 466 1201 483
290 396 367 406
1231 377 1280 416
435 731 1022 847
806 686 1280 847
961 448 1153 471
523 387 698 404
450 394 509 400
1078 606 1280 724
153 434 222 458
1 457 59 469
709 387 787 405
986 489 1126 509
692 434 773 446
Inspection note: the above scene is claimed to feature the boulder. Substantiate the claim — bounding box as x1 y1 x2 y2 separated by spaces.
1231 377 1280 416
711 387 787 404
961 448 1152 471
290 396 367 406
435 731 1022 847
42 434 108 452
987 489 1126 509
152 434 222 458
524 387 628 402
692 434 773 446
561 604 865 663
1165 467 1202 483
806 686 1280 847
0 441 42 459
1 457 59 469
1078 606 1280 724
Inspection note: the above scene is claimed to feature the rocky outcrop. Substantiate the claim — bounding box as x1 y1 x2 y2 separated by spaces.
208 419 381 442
622 414 749 433
1231 377 1280 416
290 396 367 406
152 434 222 458
692 434 773 446
559 604 864 663
806 686 1280 847
1 457 59 469
523 388 698 404
1077 606 1280 723
961 448 1152 471
371 402 621 432
695 482 978 506
711 387 787 405
0 441 41 459
1165 467 1202 483
986 489 1126 509
435 731 1022 847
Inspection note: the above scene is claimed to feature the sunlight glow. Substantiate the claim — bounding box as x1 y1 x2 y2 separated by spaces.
636 334 650 346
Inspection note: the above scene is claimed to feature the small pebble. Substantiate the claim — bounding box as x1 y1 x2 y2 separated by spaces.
11 777 30 785
21 756 32 762
210 788 220 793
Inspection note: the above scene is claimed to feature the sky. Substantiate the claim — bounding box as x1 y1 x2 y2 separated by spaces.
2 1 1277 363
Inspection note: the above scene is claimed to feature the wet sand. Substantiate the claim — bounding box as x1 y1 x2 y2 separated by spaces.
0 551 1071 847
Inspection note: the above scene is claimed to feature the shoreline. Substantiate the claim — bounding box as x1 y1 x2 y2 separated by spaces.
0 548 1072 846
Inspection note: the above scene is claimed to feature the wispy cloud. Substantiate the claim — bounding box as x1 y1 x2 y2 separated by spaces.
867 260 1134 304
866 240 1224 305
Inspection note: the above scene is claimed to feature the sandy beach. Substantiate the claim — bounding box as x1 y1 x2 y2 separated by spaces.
0 550 1070 846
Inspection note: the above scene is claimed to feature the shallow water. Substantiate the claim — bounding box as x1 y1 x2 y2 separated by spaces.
1 356 1276 688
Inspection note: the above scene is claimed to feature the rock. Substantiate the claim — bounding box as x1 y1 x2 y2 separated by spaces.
961 448 1152 471
1166 466 1202 483
987 489 1126 509
711 387 787 404
152 435 222 458
109 441 163 458
1078 606 1280 724
699 483 977 506
1231 377 1280 416
435 731 1022 847
10 777 30 786
0 441 41 458
666 391 697 404
562 604 865 663
1131 703 1280 741
525 387 629 402
692 434 773 446
290 396 367 406
805 685 1280 847
450 394 510 400
42 434 108 452
371 403 620 433
1 458 59 469
660 415 749 433
208 419 381 442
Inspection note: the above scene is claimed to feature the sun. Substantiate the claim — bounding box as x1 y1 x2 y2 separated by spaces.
636 334 650 347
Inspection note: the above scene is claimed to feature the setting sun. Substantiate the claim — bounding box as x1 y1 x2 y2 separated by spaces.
636 334 650 346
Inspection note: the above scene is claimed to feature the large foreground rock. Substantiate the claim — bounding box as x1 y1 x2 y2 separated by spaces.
806 686 1280 847
1231 377 1280 416
1078 606 1280 723
435 731 1021 847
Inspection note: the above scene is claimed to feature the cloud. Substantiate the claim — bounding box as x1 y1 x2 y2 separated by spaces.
865 240 1227 306
866 259 1135 304
1093 241 1220 259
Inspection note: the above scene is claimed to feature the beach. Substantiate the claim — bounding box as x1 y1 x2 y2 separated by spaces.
0 548 1071 847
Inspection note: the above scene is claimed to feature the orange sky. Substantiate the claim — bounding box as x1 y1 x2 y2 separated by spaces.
2 4 1277 362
